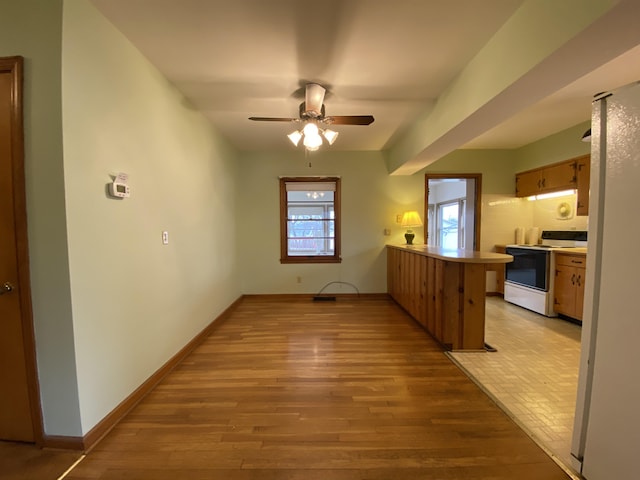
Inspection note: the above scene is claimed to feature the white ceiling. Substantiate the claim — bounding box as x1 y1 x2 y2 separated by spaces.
90 0 640 166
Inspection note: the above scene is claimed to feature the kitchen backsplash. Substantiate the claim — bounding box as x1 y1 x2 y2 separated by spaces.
531 192 588 232
481 192 588 250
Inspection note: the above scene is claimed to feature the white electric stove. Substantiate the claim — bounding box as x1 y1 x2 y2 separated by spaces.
504 230 587 316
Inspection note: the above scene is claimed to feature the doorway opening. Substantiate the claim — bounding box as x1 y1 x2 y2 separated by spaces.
424 174 482 250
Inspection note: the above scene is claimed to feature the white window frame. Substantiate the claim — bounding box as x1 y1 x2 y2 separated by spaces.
436 198 466 249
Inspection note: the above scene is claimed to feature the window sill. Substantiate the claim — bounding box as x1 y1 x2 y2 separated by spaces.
280 256 342 264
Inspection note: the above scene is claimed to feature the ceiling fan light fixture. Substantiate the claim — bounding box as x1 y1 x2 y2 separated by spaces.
323 129 339 145
303 122 319 137
287 130 302 146
303 131 323 150
250 83 373 151
305 83 326 117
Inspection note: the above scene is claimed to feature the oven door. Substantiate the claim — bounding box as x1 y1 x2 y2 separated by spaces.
505 247 550 291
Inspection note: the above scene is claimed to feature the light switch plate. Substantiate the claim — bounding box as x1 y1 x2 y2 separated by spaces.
162 231 169 245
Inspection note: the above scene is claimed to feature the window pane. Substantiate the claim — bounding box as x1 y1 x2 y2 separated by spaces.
440 203 459 249
287 219 331 237
280 178 340 263
288 238 335 256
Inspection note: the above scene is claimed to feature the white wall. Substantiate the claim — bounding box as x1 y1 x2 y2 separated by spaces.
237 150 423 294
62 0 240 434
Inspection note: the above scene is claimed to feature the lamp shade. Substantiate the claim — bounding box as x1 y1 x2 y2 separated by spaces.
323 129 339 145
287 130 302 146
401 211 423 228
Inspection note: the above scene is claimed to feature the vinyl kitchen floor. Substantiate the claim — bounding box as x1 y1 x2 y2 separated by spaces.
449 297 581 477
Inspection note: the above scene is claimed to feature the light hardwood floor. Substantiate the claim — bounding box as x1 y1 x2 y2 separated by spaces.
4 297 569 480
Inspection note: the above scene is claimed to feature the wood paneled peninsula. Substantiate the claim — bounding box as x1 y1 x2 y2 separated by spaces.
387 245 512 351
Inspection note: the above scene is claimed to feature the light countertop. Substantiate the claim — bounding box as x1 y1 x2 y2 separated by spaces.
387 244 513 264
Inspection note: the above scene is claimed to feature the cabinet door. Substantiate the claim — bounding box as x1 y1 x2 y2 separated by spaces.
576 155 591 216
575 267 586 321
554 263 576 317
542 161 577 192
515 170 542 197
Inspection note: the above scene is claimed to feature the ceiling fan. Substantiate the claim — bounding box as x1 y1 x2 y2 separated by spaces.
249 83 374 151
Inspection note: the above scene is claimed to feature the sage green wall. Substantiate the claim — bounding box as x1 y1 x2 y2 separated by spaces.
423 149 517 194
0 0 82 436
516 120 591 170
62 0 241 434
237 151 423 294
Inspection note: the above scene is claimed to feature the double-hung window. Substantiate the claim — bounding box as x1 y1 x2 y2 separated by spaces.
280 177 341 264
437 198 466 249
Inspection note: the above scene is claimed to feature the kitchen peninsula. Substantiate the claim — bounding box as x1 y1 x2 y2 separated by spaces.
387 245 512 351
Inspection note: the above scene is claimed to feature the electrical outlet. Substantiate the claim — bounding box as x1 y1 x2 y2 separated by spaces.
384 228 391 236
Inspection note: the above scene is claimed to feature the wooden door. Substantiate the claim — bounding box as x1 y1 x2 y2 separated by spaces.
0 57 41 443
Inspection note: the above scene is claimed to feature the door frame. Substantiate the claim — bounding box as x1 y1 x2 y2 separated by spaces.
424 173 482 250
1 56 44 444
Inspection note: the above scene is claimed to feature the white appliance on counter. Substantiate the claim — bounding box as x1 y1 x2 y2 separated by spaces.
504 230 587 316
571 81 640 479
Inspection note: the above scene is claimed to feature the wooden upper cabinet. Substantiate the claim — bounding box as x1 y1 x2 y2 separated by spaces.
515 157 585 198
575 154 591 216
515 170 543 197
515 155 591 215
542 161 577 192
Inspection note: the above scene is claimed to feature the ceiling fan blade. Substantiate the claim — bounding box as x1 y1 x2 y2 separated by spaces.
305 84 326 117
248 117 298 122
326 115 375 125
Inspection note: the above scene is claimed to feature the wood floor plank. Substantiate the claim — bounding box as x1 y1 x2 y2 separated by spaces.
46 297 569 479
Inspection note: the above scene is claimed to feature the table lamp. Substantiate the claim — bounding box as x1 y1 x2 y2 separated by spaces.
401 211 423 245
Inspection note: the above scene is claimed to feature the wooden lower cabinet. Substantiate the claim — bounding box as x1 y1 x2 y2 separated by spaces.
553 253 586 321
387 246 487 350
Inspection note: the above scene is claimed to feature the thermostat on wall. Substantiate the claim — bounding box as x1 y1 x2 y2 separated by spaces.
109 172 130 198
